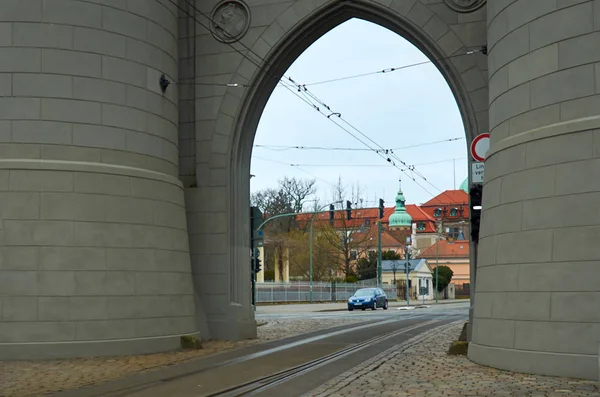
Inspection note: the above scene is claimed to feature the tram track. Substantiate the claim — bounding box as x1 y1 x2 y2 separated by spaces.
205 315 457 397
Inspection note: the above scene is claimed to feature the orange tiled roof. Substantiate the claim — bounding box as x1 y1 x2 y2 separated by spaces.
418 239 470 258
421 190 469 207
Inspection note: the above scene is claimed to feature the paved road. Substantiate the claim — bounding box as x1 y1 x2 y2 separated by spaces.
59 305 467 397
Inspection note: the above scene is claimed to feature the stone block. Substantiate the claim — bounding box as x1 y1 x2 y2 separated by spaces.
529 1 593 51
515 321 600 355
73 222 132 247
519 261 600 292
9 170 73 192
559 31 600 70
41 192 106 221
106 248 155 271
493 292 551 321
43 0 102 27
43 145 104 164
436 30 463 57
0 321 74 342
479 201 522 237
0 271 38 295
551 292 600 322
0 0 42 21
146 20 177 60
560 94 600 121
38 297 70 321
130 177 182 204
472 318 515 348
475 265 519 292
0 74 11 97
42 49 101 78
102 6 147 41
12 120 73 144
472 292 494 318
153 201 187 228
0 193 38 221
69 297 108 320
73 172 130 196
104 196 154 224
496 230 553 264
147 114 178 144
390 0 417 16
553 225 600 261
5 220 74 246
508 44 558 89
154 249 191 273
523 192 600 230
489 24 529 74
39 247 105 271
530 65 595 109
134 272 192 295
102 56 147 88
0 48 41 72
102 103 147 132
74 77 126 105
100 148 148 170
508 104 560 136
42 98 101 124
423 15 449 42
38 271 75 296
74 27 126 58
2 297 37 321
489 83 530 128
134 316 193 337
555 158 600 195
0 247 39 270
75 319 136 341
505 0 557 32
73 124 127 150
485 145 527 182
0 98 40 120
500 166 555 203
525 129 593 168
13 22 73 49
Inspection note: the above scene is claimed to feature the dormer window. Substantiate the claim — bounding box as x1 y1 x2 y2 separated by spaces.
417 222 425 231
450 207 458 216
434 208 442 217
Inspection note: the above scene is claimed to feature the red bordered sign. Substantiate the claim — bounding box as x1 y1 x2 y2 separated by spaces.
470 133 490 162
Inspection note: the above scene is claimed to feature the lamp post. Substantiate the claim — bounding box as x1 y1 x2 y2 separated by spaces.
309 201 342 304
405 246 410 306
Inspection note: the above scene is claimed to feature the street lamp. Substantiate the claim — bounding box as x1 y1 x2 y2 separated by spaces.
309 200 342 304
404 245 410 306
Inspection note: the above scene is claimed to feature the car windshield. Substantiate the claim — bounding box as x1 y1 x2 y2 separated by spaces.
354 289 375 297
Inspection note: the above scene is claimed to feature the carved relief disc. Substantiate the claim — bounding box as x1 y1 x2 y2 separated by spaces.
210 0 251 43
443 0 486 13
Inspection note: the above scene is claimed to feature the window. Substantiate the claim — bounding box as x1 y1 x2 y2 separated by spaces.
450 207 458 216
434 208 442 217
417 222 425 231
364 219 371 226
350 250 358 260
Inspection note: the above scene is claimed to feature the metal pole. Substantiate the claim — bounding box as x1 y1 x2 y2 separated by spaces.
405 250 410 306
435 229 440 303
422 277 425 305
377 221 382 287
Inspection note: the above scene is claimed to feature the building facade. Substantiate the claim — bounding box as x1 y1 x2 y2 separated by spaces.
1 0 599 383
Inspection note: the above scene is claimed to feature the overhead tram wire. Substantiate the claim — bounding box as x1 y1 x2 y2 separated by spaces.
171 0 470 205
253 137 464 152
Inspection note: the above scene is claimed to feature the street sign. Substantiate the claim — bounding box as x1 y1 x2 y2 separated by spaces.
472 162 484 183
470 133 490 162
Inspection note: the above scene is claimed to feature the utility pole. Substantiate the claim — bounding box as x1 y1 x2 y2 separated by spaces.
435 218 443 303
405 247 410 306
377 198 384 288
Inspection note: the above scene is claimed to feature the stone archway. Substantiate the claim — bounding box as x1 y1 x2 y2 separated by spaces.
184 0 488 341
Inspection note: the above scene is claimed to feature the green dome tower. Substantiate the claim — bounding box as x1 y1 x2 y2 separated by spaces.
388 181 412 228
459 177 469 193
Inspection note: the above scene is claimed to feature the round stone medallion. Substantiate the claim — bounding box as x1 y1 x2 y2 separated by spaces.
210 0 251 44
443 0 486 13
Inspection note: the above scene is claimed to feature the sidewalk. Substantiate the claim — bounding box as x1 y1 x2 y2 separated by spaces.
256 299 468 313
304 321 600 397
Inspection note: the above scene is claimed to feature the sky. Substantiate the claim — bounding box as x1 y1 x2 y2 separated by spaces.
250 18 468 208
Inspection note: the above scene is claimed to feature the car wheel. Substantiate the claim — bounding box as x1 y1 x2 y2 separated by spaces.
361 308 366 311
383 300 388 310
348 308 354 311
371 301 377 310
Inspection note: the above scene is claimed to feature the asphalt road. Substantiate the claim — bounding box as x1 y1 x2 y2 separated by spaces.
60 303 467 397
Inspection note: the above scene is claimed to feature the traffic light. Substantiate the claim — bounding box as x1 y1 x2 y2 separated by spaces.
346 200 352 220
378 198 384 219
254 247 262 274
469 185 483 243
329 204 335 224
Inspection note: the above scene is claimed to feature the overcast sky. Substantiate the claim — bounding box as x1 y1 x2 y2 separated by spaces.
250 18 468 207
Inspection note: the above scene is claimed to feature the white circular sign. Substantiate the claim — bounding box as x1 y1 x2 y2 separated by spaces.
470 133 490 162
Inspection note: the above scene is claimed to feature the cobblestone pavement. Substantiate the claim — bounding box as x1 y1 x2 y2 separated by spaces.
1 317 367 397
304 321 600 397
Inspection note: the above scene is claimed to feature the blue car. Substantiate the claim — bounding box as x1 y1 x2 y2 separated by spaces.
347 288 388 311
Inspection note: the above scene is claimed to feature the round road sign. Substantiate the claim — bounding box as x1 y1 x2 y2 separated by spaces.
470 133 490 162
